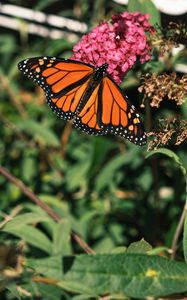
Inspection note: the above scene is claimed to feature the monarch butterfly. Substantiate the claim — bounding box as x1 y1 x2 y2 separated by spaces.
18 57 146 146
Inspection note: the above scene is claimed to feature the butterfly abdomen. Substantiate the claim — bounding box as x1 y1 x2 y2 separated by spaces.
76 64 108 114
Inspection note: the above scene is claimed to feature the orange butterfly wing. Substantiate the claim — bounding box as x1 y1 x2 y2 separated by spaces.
18 57 146 143
98 76 146 145
74 83 108 136
18 57 94 120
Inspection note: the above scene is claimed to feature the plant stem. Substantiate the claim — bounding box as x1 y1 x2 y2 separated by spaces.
0 205 23 228
171 178 187 259
33 276 59 286
0 165 95 255
61 121 73 159
171 199 187 259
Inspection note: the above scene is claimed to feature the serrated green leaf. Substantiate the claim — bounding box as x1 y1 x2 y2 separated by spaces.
60 253 187 298
127 239 152 254
27 255 62 279
146 148 186 177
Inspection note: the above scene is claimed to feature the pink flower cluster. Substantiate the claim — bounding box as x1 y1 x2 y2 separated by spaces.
71 12 154 84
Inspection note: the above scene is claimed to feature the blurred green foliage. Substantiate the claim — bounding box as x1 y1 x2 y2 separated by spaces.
0 0 187 299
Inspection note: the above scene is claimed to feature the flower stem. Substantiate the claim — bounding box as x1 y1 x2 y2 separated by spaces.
0 165 95 255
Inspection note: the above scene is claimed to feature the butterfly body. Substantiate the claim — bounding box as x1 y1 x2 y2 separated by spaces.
75 63 108 115
18 57 146 145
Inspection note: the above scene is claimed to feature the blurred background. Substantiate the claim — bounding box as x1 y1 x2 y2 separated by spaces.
0 0 187 278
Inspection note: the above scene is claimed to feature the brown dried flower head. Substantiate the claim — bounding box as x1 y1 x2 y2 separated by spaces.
139 72 187 108
147 118 187 150
148 22 187 55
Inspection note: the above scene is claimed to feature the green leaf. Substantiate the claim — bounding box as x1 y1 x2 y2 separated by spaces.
21 152 36 183
7 184 21 201
111 247 127 254
146 148 186 177
128 0 161 26
128 0 142 11
17 120 60 147
95 154 125 191
148 247 170 256
127 239 152 254
88 137 114 179
3 224 52 254
59 280 96 296
183 213 187 263
6 283 21 300
95 150 138 192
72 295 96 300
137 168 152 191
39 194 69 215
66 161 90 192
27 256 62 279
60 253 187 298
2 213 50 231
36 283 63 300
34 0 59 11
52 219 72 256
0 34 18 55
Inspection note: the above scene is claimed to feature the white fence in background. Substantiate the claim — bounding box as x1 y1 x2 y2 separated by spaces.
0 1 186 73
0 3 87 41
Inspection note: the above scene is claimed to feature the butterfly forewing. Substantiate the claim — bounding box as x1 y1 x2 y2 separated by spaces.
18 57 94 120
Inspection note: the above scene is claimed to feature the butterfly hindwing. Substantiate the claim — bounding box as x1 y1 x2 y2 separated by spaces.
98 76 147 145
18 57 94 120
74 82 107 136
